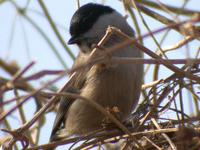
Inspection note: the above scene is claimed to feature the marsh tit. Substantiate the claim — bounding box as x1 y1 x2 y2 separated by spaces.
50 3 143 141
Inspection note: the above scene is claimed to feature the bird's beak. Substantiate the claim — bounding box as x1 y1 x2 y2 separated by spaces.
68 36 80 44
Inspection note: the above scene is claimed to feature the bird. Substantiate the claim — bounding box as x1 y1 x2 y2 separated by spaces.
49 3 143 142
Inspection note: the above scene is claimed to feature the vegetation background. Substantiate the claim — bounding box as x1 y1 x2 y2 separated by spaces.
0 0 200 149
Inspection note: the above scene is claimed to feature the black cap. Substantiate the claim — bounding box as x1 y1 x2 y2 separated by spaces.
68 3 114 44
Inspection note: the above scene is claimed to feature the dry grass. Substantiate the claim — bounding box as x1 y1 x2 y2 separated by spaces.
0 0 200 149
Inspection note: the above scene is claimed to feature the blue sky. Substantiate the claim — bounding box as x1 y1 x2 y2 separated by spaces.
0 0 200 149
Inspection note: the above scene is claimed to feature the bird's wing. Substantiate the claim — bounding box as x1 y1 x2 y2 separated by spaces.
50 52 89 141
49 89 76 141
